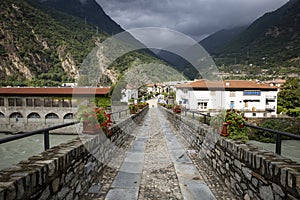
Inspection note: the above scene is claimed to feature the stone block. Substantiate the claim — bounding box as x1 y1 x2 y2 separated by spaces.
251 177 258 187
57 187 70 200
234 159 242 169
259 185 274 200
287 170 300 189
280 167 290 187
272 183 285 197
235 172 242 182
38 186 50 200
52 178 60 193
244 193 250 200
242 167 252 181
252 172 268 185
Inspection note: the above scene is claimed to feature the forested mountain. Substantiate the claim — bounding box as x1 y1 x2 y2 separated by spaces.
208 0 300 75
0 0 166 86
200 26 247 54
40 0 123 35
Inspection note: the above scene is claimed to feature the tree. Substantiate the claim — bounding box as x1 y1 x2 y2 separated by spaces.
278 78 300 116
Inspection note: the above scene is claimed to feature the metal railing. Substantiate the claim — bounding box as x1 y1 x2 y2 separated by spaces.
0 121 80 151
182 110 211 125
109 109 130 122
180 109 300 156
0 108 131 151
244 123 300 155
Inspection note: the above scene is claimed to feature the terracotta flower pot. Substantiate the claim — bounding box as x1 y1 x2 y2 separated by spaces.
220 122 229 137
82 122 100 134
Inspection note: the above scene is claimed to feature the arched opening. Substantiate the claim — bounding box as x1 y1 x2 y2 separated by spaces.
9 112 23 123
45 113 59 119
9 112 23 119
63 113 74 119
27 112 41 119
0 112 5 118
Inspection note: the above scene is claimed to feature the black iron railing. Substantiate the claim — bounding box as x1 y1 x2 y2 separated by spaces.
0 109 131 151
244 123 300 155
180 109 300 156
0 121 80 150
110 109 130 122
182 110 211 125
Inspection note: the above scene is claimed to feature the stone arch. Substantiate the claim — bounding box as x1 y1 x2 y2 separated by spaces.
45 113 59 119
9 112 23 123
63 113 74 119
0 112 4 118
9 112 23 119
27 112 41 119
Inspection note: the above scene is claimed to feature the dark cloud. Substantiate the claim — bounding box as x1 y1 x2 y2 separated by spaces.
96 0 288 41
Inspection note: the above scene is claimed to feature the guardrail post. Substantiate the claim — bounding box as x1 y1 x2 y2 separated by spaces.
275 133 282 155
44 130 50 150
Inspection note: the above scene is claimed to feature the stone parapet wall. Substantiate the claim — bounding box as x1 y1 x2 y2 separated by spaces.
160 107 300 200
0 107 148 200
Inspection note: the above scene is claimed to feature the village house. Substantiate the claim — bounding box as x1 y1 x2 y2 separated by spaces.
175 80 279 118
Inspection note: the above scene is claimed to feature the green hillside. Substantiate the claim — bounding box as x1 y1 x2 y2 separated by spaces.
205 0 300 77
0 0 167 86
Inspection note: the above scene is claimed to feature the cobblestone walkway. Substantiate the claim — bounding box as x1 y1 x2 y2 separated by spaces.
94 108 238 200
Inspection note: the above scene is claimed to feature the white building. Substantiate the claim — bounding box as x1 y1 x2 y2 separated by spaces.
176 80 279 118
121 85 138 103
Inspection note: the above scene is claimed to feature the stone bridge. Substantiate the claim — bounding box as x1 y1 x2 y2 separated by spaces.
0 106 299 200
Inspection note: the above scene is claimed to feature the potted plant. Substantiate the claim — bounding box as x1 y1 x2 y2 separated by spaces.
129 104 139 114
173 105 181 114
224 109 248 142
78 107 112 135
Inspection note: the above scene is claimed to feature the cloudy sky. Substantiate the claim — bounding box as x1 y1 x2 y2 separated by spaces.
96 0 288 41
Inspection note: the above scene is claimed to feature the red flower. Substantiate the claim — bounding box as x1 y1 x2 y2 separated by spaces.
239 123 244 128
95 124 101 129
227 121 233 125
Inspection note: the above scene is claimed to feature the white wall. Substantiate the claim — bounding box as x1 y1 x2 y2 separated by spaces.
176 88 278 117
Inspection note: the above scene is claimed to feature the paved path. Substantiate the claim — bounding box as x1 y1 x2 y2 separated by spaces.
93 107 238 200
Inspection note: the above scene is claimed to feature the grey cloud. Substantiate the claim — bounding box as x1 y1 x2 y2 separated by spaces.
97 0 288 41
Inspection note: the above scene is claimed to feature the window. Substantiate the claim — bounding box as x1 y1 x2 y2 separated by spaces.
52 99 60 107
252 113 256 117
0 98 4 106
34 99 42 107
244 91 261 96
8 98 22 106
63 99 71 107
183 89 188 94
230 91 236 97
230 101 235 109
0 112 4 118
26 99 33 107
198 102 208 110
16 98 22 106
44 98 52 107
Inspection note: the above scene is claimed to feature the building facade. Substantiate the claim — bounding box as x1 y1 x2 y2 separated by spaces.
176 80 279 117
0 87 110 133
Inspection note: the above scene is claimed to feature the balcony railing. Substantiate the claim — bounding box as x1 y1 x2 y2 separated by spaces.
266 95 276 100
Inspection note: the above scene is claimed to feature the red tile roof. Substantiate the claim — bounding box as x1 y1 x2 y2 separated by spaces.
0 87 111 95
176 80 279 90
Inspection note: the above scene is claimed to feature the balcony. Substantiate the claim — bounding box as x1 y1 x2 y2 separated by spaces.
266 95 276 100
266 105 276 111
